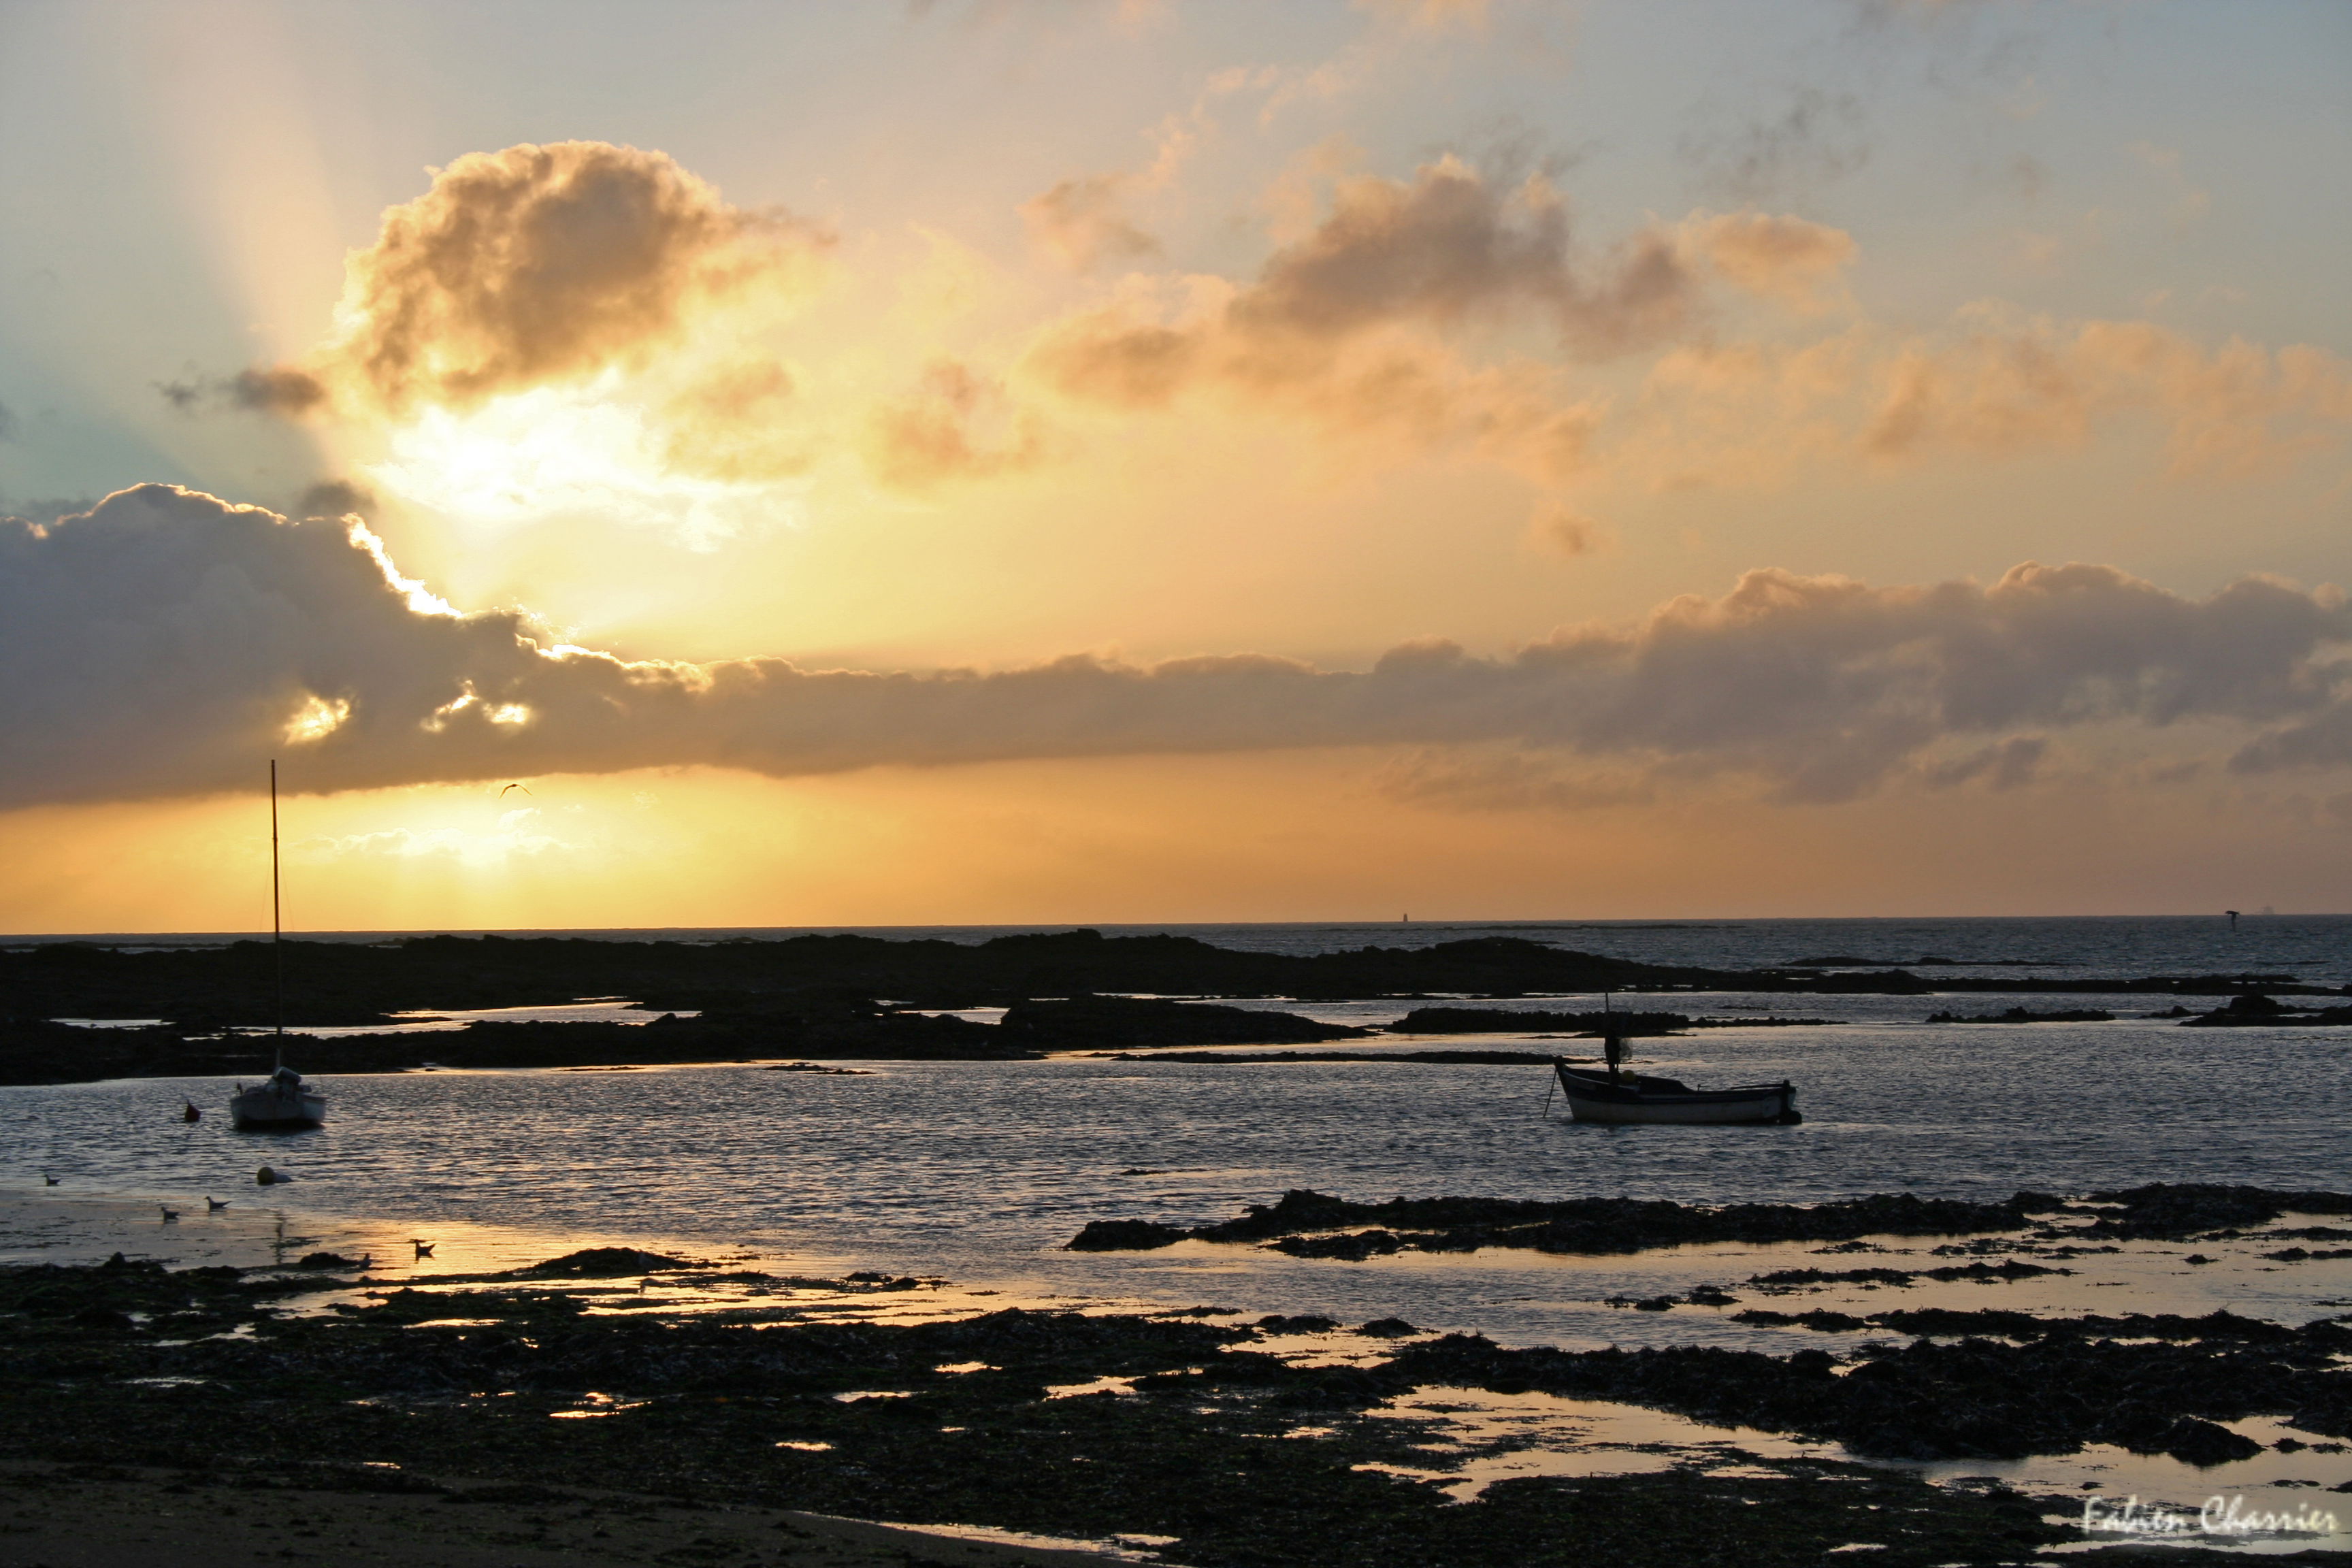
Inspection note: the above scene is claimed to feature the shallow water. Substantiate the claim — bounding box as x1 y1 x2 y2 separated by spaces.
6 1002 2347 1345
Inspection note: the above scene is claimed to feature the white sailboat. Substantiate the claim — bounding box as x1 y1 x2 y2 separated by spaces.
229 760 327 1132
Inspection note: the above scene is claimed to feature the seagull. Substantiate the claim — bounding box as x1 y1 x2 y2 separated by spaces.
410 1240 436 1259
206 1196 229 1211
498 783 532 798
159 1205 180 1222
42 1173 59 1186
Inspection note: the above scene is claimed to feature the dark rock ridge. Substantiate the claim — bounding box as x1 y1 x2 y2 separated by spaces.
12 928 2342 1028
1068 1182 2352 1259
1393 1007 1696 1035
1925 1007 2114 1024
2178 993 2352 1026
2074 1182 2352 1239
995 994 1365 1048
1066 1188 2070 1256
1102 1049 1566 1064
1395 1007 1842 1034
1375 1320 2350 1462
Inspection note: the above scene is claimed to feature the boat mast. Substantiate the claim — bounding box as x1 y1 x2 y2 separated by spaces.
271 758 284 1072
1602 986 1625 1082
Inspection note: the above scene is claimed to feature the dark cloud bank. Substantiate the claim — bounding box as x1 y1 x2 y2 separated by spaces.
3 485 2346 811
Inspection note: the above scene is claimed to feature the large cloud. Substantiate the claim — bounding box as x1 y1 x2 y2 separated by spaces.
1016 161 1858 485
233 142 831 420
4 486 2345 811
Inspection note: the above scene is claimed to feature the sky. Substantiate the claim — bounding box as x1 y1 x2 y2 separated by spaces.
2 0 2349 931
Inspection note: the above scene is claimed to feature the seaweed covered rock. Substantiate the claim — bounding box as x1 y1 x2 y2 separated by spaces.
513 1247 708 1277
1071 1187 2063 1256
998 995 1367 1049
1064 1219 1192 1252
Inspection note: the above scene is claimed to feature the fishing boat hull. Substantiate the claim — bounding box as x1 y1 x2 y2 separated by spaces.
1554 1064 1799 1125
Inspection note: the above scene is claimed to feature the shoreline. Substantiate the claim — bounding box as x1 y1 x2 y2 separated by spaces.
3 1186 2347 1563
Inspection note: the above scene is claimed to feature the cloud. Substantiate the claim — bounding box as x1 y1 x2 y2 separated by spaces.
1680 210 1857 314
1230 156 1697 355
293 478 377 519
234 142 831 421
1623 311 2352 489
1678 88 1871 204
1863 316 2352 474
1922 734 2046 790
1019 158 1740 483
862 360 1051 492
1021 175 1161 271
1526 502 1608 557
6 486 2347 813
2230 700 2352 774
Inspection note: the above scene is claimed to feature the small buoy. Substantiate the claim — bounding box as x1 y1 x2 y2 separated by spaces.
182 1101 201 1124
256 1166 279 1186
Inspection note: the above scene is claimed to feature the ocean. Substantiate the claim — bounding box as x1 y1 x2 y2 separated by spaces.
5 915 2347 1349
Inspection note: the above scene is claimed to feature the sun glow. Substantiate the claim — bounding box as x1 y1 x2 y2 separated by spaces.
282 693 351 744
363 385 804 551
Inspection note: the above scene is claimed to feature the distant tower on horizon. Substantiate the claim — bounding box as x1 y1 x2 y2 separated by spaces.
2226 909 2240 930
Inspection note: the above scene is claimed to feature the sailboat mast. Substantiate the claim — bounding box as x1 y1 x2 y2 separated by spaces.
271 759 284 1069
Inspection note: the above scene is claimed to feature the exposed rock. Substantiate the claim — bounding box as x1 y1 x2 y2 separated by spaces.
1925 1007 2113 1024
513 1247 708 1277
1070 1186 2072 1257
1064 1219 1192 1252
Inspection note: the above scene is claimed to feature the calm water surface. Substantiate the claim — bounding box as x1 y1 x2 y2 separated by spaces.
7 1010 2346 1343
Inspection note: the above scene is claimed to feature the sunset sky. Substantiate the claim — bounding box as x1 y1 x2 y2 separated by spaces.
3 0 2349 931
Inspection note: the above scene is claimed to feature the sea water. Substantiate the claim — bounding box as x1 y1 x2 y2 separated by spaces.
4 916 2347 1340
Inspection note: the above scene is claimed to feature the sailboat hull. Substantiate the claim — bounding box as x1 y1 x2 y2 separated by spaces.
229 1085 327 1130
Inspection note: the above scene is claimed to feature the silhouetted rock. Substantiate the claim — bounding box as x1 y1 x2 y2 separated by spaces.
1064 1219 1192 1252
999 994 1365 1048
1392 1007 1691 1035
515 1247 708 1277
1925 1007 2112 1024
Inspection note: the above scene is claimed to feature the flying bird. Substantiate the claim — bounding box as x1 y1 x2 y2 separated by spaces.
498 783 532 798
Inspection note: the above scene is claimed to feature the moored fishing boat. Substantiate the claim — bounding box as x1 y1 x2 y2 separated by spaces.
1549 1007 1799 1125
1551 1059 1799 1124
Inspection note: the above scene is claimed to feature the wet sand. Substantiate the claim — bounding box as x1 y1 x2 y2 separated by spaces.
0 1462 1137 1567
